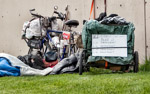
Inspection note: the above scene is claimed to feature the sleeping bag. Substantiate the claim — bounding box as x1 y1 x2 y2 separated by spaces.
0 58 20 76
0 53 53 77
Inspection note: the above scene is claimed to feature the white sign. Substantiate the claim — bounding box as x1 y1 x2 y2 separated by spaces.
92 34 127 57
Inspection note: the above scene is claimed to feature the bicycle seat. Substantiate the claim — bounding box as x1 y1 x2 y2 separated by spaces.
65 20 79 27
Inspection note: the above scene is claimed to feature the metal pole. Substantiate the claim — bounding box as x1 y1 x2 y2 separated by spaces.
104 0 107 13
144 0 147 60
94 0 96 19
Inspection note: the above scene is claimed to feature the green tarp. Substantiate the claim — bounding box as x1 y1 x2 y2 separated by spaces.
82 20 135 65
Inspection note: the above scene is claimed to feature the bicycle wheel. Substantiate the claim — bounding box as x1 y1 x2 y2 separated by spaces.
79 50 84 75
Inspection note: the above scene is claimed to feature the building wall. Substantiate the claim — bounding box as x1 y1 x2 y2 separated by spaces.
0 0 149 63
106 0 146 63
146 0 150 58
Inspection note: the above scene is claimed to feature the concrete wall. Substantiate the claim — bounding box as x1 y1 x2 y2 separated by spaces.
0 0 149 63
106 0 146 62
146 0 150 58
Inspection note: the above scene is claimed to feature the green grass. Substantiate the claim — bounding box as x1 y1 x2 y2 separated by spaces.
140 58 150 72
0 68 150 94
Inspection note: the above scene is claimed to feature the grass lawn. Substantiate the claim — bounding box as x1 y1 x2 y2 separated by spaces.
0 68 150 94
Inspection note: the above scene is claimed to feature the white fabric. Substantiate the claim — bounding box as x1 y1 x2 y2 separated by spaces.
22 18 46 39
0 53 53 76
22 21 29 36
52 36 60 48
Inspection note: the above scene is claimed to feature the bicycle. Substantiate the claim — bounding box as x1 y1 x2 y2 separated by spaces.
22 7 64 57
22 6 80 61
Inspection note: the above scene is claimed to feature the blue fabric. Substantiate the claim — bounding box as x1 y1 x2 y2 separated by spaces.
0 58 20 77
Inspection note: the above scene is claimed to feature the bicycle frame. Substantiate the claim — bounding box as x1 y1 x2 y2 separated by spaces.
25 7 78 61
40 29 67 60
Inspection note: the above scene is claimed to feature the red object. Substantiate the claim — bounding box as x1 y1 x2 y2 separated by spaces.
105 61 108 69
63 32 70 40
43 59 58 68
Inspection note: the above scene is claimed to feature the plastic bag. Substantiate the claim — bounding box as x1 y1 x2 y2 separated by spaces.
51 20 59 36
22 21 30 36
22 18 46 39
52 36 60 48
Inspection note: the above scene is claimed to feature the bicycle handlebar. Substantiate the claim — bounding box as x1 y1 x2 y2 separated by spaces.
29 9 44 18
54 11 59 15
29 9 64 21
54 11 64 21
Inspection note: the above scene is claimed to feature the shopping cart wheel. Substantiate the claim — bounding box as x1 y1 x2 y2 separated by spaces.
79 60 83 75
133 51 139 73
79 51 83 75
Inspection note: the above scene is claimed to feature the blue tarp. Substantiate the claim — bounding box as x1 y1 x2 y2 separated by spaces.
0 58 20 77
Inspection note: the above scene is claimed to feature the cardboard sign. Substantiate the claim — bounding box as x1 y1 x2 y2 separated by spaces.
92 34 127 57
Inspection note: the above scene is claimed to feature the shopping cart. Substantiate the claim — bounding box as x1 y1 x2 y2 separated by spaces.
79 20 139 75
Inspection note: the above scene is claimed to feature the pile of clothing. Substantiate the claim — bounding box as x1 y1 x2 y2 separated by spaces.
0 53 53 76
0 51 82 77
95 12 129 25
